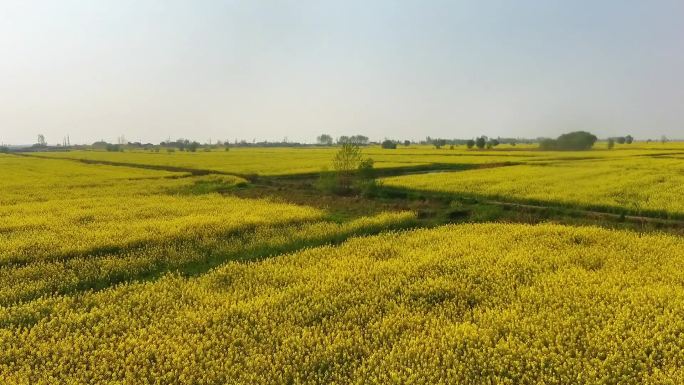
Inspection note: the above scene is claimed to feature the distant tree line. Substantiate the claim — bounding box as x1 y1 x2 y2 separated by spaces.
539 131 598 151
608 135 634 145
367 136 527 150
160 139 202 152
316 135 371 146
5 130 654 153
419 136 529 150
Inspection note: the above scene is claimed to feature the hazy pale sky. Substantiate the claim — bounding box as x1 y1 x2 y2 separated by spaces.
1 0 683 145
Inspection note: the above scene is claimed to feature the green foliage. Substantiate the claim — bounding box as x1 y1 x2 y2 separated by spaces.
319 145 379 196
332 143 363 187
470 204 505 221
357 158 375 180
475 136 486 149
355 158 380 197
337 135 369 145
433 139 447 149
466 139 475 149
381 140 397 149
315 167 340 194
557 131 598 150
446 201 471 220
317 134 333 145
541 131 598 151
539 138 556 150
177 175 249 195
106 144 122 152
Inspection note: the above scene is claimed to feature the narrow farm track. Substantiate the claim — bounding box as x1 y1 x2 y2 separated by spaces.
15 152 520 180
376 184 684 231
13 152 229 177
487 200 684 227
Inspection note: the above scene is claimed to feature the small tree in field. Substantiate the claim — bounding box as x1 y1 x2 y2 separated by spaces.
318 143 378 196
433 139 447 149
466 139 475 149
317 134 333 146
354 158 381 197
475 136 486 149
539 131 597 151
607 138 615 149
332 143 363 193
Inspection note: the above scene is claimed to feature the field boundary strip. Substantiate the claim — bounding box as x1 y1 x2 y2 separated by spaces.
12 152 522 180
11 152 233 177
379 185 684 227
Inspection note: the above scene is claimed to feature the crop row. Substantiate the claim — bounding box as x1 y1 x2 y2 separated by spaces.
0 211 416 305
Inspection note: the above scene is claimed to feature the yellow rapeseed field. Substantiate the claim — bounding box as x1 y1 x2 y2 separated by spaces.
0 211 416 305
32 144 684 176
0 154 417 306
31 147 531 175
0 155 322 265
2 223 684 384
383 157 684 217
3 148 684 384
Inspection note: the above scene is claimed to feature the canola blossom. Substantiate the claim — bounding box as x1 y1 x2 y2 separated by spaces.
383 157 684 217
2 223 684 384
0 155 323 265
32 144 684 176
0 211 416 305
1 194 322 265
3 148 684 384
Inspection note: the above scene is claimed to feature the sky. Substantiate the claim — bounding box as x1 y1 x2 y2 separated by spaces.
1 0 683 145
